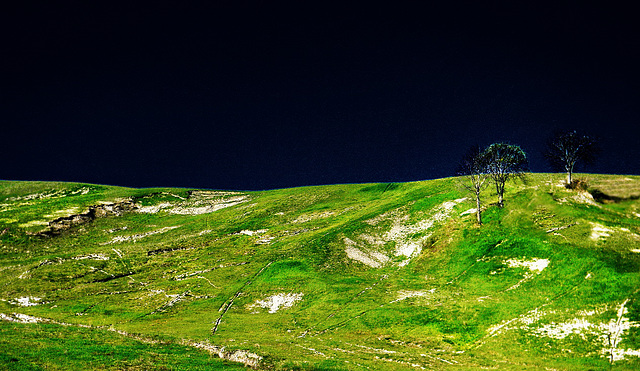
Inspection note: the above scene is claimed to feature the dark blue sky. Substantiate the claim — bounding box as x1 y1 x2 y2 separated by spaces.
2 1 639 190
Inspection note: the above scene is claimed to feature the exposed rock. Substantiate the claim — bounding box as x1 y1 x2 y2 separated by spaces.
37 199 136 236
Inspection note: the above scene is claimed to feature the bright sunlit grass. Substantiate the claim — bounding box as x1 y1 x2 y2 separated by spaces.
1 174 640 369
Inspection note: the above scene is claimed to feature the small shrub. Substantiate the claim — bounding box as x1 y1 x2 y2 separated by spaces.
566 177 589 191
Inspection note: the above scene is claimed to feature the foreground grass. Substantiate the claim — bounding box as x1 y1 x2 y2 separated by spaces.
0 321 245 370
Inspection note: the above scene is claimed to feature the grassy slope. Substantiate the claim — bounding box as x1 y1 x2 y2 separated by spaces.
1 174 639 370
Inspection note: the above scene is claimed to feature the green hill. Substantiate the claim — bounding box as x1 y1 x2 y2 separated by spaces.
1 174 640 370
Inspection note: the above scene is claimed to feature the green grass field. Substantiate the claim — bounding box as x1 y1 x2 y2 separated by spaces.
1 174 640 369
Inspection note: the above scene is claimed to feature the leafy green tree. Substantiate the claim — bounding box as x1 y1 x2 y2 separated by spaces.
484 143 528 207
457 146 490 225
544 130 598 187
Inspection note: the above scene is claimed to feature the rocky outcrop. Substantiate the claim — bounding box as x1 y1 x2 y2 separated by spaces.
38 199 137 237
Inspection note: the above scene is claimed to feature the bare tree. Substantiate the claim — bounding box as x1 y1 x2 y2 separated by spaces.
544 130 598 187
457 146 490 225
484 143 528 207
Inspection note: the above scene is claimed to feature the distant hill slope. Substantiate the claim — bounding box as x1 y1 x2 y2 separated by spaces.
1 174 640 370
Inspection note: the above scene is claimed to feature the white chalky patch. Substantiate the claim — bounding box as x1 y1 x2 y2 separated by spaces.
345 238 390 268
395 241 422 259
169 201 244 215
237 229 267 236
137 195 248 215
292 211 335 224
10 296 42 307
256 237 274 244
572 192 600 207
60 187 91 196
441 198 467 213
590 223 612 241
531 308 640 361
504 258 549 273
487 301 640 363
347 342 397 354
0 313 41 323
487 307 553 337
601 300 640 361
576 308 599 316
460 208 477 216
136 202 173 213
101 226 179 245
608 349 640 362
73 253 109 261
344 198 467 268
344 238 390 268
503 258 549 291
379 198 466 267
7 190 65 202
392 289 436 303
250 293 303 313
534 318 595 339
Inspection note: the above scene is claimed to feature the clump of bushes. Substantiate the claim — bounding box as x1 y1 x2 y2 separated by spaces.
566 177 589 191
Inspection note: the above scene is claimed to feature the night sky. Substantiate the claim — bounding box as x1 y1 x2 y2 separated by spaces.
3 1 639 190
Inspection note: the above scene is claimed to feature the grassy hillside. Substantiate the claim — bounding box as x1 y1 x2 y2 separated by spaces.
1 174 640 370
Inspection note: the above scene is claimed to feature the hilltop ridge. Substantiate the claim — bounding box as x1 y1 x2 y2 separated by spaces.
1 174 640 370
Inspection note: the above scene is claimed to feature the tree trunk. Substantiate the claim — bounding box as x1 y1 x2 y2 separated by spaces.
566 162 574 187
496 181 504 207
476 192 482 225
